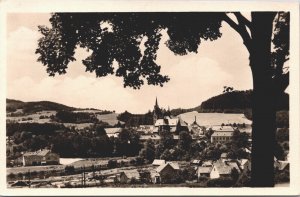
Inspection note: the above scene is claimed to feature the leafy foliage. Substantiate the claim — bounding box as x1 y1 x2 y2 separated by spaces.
53 110 99 123
139 139 155 163
117 110 153 127
36 13 224 89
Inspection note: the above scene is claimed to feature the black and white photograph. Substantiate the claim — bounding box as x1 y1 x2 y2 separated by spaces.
0 0 299 196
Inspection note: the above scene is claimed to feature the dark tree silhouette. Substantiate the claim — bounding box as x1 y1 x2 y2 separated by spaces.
36 12 289 187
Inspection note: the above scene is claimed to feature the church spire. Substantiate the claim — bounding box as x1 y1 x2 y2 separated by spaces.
155 96 158 107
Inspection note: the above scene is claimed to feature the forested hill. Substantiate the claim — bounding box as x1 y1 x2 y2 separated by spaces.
6 99 76 113
197 90 289 112
170 90 289 116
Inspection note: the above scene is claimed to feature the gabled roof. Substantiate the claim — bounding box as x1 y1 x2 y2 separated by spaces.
213 160 240 175
197 166 212 174
156 162 179 173
121 169 140 180
177 117 188 127
152 159 166 166
104 128 122 134
240 159 249 166
155 118 178 126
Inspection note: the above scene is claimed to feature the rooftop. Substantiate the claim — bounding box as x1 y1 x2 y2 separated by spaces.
152 159 166 166
23 149 51 157
197 166 213 174
211 126 235 132
211 132 234 137
121 169 140 179
156 162 180 173
104 128 122 134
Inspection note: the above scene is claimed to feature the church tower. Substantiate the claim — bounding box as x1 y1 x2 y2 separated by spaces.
153 97 161 125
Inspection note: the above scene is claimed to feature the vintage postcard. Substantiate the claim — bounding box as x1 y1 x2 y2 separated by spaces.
0 0 299 196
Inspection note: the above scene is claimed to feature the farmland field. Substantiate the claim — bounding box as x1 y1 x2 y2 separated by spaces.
178 111 252 126
6 110 56 123
96 113 120 126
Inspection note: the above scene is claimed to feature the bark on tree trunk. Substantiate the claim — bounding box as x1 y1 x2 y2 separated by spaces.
250 12 277 187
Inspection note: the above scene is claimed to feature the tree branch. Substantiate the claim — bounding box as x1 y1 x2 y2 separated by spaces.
234 12 252 29
223 13 252 53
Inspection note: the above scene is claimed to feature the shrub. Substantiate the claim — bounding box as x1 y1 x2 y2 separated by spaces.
107 159 118 169
207 177 234 187
65 165 75 174
198 176 209 183
7 173 16 179
130 177 139 184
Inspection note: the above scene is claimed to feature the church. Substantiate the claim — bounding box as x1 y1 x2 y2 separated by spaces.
152 97 188 134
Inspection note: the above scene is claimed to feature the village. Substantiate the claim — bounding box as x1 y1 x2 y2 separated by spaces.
6 98 289 188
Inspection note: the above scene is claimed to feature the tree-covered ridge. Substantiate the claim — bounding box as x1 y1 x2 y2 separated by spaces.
6 99 115 115
6 99 76 113
197 90 289 112
170 90 289 116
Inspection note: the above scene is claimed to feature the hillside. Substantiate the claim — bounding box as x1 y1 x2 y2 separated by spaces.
7 99 77 114
197 90 289 112
170 90 289 116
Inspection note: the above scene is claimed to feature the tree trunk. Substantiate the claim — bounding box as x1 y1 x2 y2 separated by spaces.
250 12 277 187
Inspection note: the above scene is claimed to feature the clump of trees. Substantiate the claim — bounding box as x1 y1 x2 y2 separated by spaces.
7 123 142 159
52 110 99 123
117 111 154 127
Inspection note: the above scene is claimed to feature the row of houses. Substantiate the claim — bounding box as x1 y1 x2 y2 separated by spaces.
119 161 180 184
104 125 237 144
196 157 250 180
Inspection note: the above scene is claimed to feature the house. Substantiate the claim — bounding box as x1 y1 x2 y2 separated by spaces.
210 126 235 143
137 125 155 134
176 117 189 134
210 160 240 179
153 162 180 183
197 166 213 178
191 160 201 166
104 128 122 138
22 149 59 166
211 132 233 143
189 116 204 136
119 169 141 184
154 117 178 134
152 159 166 166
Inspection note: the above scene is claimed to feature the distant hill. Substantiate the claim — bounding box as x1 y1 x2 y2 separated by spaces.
7 99 76 114
170 90 289 116
197 90 289 112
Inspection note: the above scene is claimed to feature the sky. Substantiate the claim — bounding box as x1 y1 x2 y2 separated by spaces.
6 13 253 114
